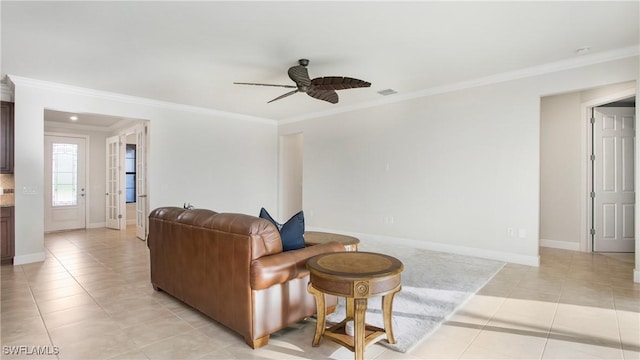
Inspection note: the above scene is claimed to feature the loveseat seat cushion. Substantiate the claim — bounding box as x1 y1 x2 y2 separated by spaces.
250 241 345 290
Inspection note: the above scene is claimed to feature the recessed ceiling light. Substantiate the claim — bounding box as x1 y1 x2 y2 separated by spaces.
575 47 591 55
69 115 78 121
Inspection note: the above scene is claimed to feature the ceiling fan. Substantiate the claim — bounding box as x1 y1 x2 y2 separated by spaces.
234 59 371 104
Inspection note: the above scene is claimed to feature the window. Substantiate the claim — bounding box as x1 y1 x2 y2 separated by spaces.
52 143 78 206
125 144 136 203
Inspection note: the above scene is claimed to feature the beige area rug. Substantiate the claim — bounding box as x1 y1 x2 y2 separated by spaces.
326 238 505 353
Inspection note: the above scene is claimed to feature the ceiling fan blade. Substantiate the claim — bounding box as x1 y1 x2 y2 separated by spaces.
288 65 311 87
267 89 299 103
234 82 297 89
307 89 339 104
310 77 371 90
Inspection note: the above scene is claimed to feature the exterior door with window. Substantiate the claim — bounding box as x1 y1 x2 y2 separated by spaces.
44 135 86 231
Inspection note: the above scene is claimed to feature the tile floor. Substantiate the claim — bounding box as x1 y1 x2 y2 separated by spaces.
1 227 639 359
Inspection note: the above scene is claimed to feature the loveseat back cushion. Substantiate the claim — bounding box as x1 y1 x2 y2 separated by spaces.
148 207 283 259
209 213 283 259
149 206 195 222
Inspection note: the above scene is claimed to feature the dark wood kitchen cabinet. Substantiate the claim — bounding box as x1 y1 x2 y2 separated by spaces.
1 206 15 264
1 101 14 174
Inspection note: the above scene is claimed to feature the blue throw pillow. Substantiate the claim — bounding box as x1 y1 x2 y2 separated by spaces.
259 208 305 251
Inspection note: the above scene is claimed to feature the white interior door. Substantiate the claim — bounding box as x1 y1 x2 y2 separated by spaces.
135 124 147 240
44 135 86 232
593 107 636 252
106 135 125 230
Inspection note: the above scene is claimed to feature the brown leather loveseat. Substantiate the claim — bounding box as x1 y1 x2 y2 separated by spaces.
147 207 344 348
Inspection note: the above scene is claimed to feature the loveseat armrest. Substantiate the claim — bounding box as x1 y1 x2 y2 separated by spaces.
250 242 344 291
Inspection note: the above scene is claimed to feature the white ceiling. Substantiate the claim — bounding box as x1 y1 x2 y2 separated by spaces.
2 1 638 122
43 109 138 132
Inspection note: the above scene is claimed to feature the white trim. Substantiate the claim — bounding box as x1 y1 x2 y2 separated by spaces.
7 75 277 125
1 83 13 102
14 252 46 265
44 120 133 133
88 222 106 229
7 48 637 127
540 238 581 251
634 269 640 283
281 46 640 124
308 226 540 266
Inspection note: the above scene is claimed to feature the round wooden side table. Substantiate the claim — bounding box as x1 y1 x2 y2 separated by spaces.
304 231 360 251
307 252 403 360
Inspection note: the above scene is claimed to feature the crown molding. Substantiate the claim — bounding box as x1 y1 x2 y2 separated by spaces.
7 75 277 125
280 45 639 125
7 45 638 126
43 118 139 133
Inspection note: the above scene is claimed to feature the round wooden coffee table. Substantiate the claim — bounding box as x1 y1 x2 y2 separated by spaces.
307 252 403 360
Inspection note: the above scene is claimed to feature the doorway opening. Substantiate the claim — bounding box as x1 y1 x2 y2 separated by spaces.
539 82 636 255
279 133 303 221
43 109 149 239
106 123 148 240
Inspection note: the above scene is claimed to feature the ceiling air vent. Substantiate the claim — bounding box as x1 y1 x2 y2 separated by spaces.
377 89 397 96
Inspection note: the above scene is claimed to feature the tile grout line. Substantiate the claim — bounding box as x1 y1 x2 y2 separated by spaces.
455 265 519 359
42 232 138 360
609 263 626 357
536 250 576 360
20 251 61 360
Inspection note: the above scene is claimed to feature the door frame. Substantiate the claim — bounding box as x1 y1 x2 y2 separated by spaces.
582 88 636 252
44 132 91 230
118 122 149 239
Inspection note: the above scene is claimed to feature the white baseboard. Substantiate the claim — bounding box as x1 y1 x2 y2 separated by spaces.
634 269 640 283
540 238 581 251
308 227 540 267
14 252 46 265
88 222 106 229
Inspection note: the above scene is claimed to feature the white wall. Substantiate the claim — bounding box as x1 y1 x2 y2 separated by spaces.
8 56 639 268
279 57 639 266
11 78 278 264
